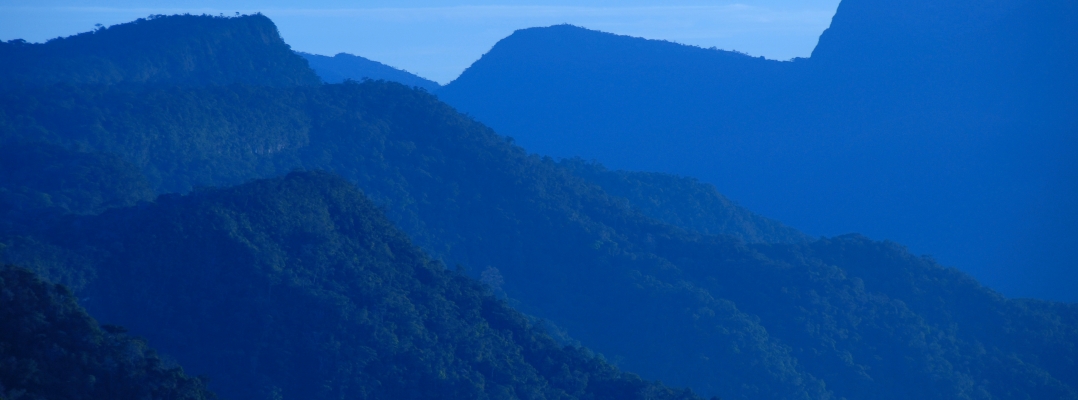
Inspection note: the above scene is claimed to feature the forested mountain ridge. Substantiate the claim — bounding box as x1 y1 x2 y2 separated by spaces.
1 13 1076 400
4 79 1076 400
0 14 321 87
9 171 707 400
0 141 153 229
299 52 441 91
0 83 311 194
0 141 155 290
0 265 218 400
436 0 1078 302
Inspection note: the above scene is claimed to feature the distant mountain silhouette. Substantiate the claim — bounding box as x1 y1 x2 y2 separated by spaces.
437 0 1078 301
0 14 321 87
299 51 441 91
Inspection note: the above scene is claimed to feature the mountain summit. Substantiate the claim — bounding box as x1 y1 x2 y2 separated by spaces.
0 14 321 87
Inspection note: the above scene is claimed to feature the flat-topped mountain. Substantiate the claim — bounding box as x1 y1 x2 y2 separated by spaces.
0 14 321 87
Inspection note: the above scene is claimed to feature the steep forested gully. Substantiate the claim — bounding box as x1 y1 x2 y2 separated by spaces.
1 12 1075 400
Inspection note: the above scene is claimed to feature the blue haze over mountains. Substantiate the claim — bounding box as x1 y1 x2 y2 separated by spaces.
423 0 1078 301
1 2 1077 400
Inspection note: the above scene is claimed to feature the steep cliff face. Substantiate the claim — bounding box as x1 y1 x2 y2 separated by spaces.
0 14 321 87
811 0 1076 67
808 0 1078 126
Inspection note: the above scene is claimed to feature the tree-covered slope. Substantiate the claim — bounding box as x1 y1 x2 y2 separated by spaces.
0 141 153 233
3 79 1075 400
298 52 441 91
22 171 705 400
0 264 217 400
0 14 321 87
0 141 155 291
0 84 310 194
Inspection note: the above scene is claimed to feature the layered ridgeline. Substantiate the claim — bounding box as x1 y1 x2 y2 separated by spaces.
2 14 1077 400
0 142 155 291
298 52 441 91
5 172 702 400
0 265 217 400
0 141 153 229
436 0 1078 301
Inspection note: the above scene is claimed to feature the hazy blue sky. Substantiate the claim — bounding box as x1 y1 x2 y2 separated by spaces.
0 0 840 83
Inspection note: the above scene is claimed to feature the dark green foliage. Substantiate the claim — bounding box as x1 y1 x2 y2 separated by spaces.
0 264 217 400
790 236 1078 397
0 84 310 193
0 142 152 290
558 158 809 243
0 141 152 220
0 14 321 87
40 171 704 400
